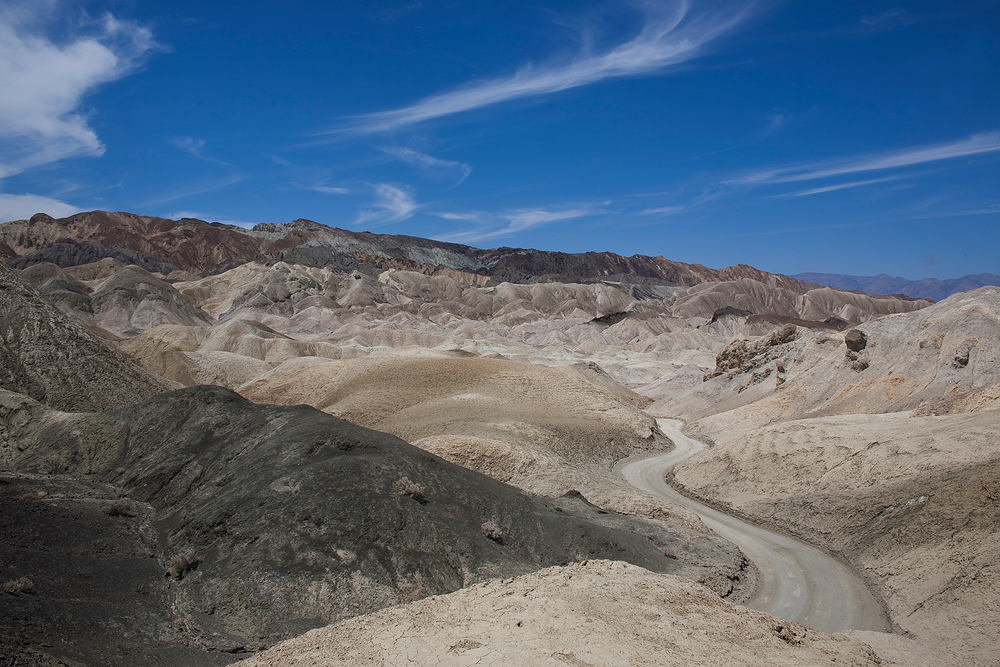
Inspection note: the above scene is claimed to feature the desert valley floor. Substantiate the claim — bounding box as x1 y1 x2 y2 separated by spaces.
2 211 998 666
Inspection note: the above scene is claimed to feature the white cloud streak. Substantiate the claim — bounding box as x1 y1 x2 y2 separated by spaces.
435 205 603 243
732 131 1000 186
170 136 207 157
639 205 684 215
334 1 756 134
0 3 156 177
906 204 1000 220
0 192 81 222
310 185 351 195
784 175 905 197
139 174 245 207
356 183 419 226
432 211 483 222
383 147 471 185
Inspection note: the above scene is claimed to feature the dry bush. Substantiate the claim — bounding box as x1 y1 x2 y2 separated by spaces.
2 577 34 594
102 500 135 517
480 520 503 543
393 476 425 502
167 549 201 579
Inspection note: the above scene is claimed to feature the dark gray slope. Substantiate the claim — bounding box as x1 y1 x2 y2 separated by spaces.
7 385 685 663
0 474 241 667
9 240 180 275
0 261 173 412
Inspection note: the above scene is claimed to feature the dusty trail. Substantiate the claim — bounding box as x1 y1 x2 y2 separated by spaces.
621 419 890 633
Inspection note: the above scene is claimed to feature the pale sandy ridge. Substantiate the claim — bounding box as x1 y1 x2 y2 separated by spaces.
675 409 1000 666
240 560 948 667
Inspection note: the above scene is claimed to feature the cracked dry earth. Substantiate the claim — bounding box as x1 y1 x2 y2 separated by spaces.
240 560 939 667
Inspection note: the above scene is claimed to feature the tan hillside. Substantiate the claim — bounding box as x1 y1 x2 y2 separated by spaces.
241 560 949 667
20 261 211 336
665 287 1000 665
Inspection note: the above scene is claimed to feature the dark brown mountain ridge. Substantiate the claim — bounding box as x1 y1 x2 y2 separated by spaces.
2 210 808 292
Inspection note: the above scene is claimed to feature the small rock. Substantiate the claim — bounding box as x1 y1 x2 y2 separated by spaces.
844 329 867 352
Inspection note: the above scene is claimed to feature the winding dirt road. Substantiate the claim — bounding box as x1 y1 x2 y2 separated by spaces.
622 418 890 633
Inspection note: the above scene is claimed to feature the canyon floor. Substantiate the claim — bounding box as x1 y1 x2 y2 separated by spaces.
2 212 997 666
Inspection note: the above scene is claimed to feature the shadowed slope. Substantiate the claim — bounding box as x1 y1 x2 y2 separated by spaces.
5 385 690 662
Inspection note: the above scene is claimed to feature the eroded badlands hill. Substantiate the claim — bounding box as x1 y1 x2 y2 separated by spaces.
5 209 984 666
1 386 704 666
664 287 1000 665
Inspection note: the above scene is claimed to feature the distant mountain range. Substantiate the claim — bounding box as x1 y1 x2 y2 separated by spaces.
5 211 995 302
791 272 1000 302
1 210 807 293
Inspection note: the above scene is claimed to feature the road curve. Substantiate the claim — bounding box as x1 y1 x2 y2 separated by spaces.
622 418 890 633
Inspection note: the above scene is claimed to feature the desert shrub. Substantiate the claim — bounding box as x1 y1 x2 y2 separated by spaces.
480 520 503 543
2 577 34 594
167 550 201 579
393 476 425 502
102 500 135 517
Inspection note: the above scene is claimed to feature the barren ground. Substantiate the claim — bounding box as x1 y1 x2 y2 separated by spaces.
3 248 995 665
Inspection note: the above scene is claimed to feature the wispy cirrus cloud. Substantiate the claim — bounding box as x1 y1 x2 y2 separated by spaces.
170 136 206 157
859 9 913 31
782 175 907 197
139 174 245 207
730 131 1000 186
435 205 605 243
503 207 598 228
356 183 419 226
169 136 243 172
309 184 351 195
433 211 483 222
905 204 1000 220
639 205 685 215
0 2 156 178
332 1 757 135
383 147 472 186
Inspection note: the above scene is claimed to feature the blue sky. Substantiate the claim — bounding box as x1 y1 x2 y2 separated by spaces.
0 0 997 279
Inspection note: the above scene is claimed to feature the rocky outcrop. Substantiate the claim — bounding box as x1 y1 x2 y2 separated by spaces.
9 240 180 274
705 323 800 385
844 329 867 352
